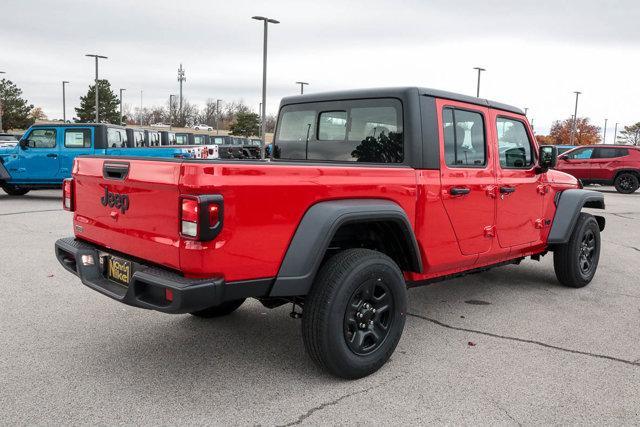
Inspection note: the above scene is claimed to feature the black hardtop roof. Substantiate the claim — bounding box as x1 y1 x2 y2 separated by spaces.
31 122 126 130
280 87 524 115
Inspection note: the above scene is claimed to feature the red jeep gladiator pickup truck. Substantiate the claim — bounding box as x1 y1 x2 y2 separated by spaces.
55 87 605 379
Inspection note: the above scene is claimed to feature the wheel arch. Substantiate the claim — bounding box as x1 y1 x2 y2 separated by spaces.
613 168 640 181
269 199 422 297
548 189 605 245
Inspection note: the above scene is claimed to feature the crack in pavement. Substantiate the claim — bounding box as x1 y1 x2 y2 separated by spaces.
407 312 640 368
0 208 63 217
609 212 640 221
603 239 640 254
279 372 407 426
485 396 521 426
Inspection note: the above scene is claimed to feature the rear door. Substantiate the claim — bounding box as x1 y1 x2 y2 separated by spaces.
492 111 543 248
20 127 60 182
590 147 628 181
59 127 93 179
438 99 496 256
72 158 183 270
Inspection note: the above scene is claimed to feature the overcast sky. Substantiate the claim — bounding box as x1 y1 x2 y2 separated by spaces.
2 0 638 136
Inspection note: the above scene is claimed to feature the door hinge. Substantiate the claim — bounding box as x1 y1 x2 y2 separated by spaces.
484 225 496 237
537 184 550 195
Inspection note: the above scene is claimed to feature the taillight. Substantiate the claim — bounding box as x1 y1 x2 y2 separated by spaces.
63 179 74 211
181 198 199 237
180 195 224 241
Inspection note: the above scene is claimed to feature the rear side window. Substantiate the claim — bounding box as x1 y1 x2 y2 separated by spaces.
148 132 160 146
176 134 188 145
106 129 127 148
593 148 628 158
212 137 225 145
275 98 403 163
64 129 91 148
26 128 57 148
194 135 207 145
496 118 533 168
133 131 145 147
442 108 486 167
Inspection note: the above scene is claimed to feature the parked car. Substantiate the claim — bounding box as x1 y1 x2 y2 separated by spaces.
554 144 640 193
55 87 605 379
0 124 198 195
193 124 213 131
0 133 19 148
157 130 217 159
210 135 244 159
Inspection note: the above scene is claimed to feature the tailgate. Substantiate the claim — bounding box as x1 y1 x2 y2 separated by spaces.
72 157 183 270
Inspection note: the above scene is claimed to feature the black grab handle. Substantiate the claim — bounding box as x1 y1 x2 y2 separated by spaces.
449 187 471 196
103 162 130 180
499 186 516 194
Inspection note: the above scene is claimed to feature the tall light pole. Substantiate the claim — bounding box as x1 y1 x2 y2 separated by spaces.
613 122 619 145
215 99 222 135
119 88 126 125
85 54 107 123
169 94 176 128
603 118 608 144
252 15 280 158
0 71 5 131
139 89 143 126
62 81 70 123
295 81 309 95
177 64 186 124
569 91 581 146
524 107 528 116
473 67 485 98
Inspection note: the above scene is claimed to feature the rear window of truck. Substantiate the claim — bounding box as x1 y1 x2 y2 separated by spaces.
274 98 403 163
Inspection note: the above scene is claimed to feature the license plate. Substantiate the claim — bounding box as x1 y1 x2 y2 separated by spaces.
106 256 132 286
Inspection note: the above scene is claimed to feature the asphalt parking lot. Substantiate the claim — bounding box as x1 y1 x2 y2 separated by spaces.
1 187 638 424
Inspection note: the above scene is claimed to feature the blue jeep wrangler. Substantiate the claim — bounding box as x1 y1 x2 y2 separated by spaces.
0 123 196 195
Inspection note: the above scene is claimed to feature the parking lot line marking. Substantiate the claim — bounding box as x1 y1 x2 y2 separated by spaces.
0 208 63 217
407 312 640 368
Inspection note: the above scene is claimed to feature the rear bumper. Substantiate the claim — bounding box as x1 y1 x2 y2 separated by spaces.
55 237 234 314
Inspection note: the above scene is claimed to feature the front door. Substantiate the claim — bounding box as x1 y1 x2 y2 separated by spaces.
438 100 496 256
492 112 543 248
20 127 60 182
558 146 595 181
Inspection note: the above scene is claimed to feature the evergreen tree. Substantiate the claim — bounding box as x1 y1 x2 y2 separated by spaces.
0 78 34 131
75 80 120 124
229 111 260 137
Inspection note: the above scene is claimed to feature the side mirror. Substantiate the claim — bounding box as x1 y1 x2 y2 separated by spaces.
537 145 557 173
19 139 29 149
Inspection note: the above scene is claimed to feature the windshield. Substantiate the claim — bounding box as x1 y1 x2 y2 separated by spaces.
0 135 18 142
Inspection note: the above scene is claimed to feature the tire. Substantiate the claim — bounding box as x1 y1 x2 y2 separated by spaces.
553 213 601 288
302 248 407 379
614 172 639 194
189 298 245 318
1 184 30 196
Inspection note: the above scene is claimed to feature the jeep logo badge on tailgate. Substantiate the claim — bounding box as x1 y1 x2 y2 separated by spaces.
101 187 129 213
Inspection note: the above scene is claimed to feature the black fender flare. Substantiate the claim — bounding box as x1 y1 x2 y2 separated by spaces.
548 189 605 245
269 199 422 297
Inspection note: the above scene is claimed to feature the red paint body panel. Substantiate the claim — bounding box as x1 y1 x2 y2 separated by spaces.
71 99 581 285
